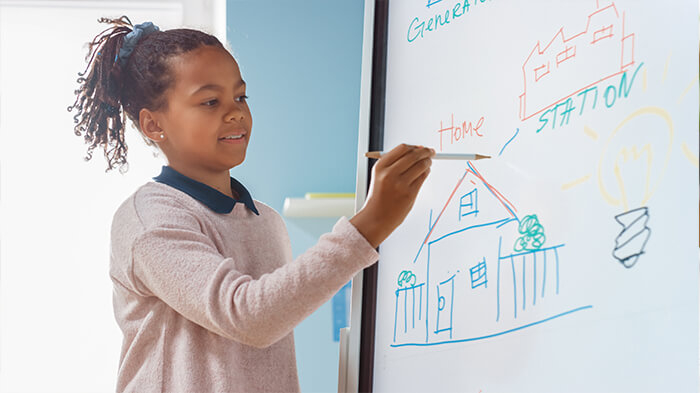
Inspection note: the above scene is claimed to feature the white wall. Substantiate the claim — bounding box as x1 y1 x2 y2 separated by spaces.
0 1 221 391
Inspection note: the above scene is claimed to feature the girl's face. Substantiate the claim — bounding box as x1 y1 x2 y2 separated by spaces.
156 45 252 172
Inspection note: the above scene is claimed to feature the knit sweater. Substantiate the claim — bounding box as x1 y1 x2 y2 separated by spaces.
109 172 378 392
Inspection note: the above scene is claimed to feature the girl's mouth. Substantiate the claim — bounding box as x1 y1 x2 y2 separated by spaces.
219 133 246 144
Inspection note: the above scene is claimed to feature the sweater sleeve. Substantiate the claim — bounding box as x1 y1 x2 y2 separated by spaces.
130 213 378 348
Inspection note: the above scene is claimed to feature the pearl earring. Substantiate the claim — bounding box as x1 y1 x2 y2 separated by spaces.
160 134 164 139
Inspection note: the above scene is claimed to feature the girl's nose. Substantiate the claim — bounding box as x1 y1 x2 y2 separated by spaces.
225 104 245 122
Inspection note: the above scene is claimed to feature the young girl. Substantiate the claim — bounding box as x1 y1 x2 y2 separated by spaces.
68 16 433 392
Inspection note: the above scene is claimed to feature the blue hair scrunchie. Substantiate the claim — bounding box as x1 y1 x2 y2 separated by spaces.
115 21 160 66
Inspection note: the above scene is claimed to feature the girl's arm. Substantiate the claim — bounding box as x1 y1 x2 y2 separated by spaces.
127 144 433 348
130 214 376 348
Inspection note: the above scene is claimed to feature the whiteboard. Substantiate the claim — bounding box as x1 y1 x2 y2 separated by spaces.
368 1 699 392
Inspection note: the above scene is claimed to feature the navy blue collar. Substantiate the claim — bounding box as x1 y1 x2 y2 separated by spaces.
153 166 259 215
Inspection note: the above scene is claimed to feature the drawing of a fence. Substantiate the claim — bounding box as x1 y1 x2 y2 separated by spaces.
496 237 565 322
393 282 425 342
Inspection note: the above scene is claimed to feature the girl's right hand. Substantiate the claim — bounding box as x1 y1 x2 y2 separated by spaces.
350 144 435 248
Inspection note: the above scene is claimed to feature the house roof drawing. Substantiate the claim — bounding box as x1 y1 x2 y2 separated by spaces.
413 162 520 263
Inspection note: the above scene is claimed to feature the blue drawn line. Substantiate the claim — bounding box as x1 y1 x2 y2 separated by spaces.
467 162 518 220
389 305 593 347
413 243 426 264
436 287 444 331
510 255 517 319
497 218 518 228
404 285 407 333
426 0 443 7
394 283 425 340
498 128 519 156
555 247 560 295
413 209 435 264
469 258 488 289
429 218 511 245
522 255 526 311
499 244 565 260
459 189 478 221
425 245 430 342
412 210 432 264
496 237 502 322
533 252 537 306
435 274 456 338
393 291 398 341
418 285 422 321
542 250 547 298
449 278 454 339
412 285 415 329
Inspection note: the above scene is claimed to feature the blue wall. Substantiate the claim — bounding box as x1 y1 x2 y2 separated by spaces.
226 1 365 392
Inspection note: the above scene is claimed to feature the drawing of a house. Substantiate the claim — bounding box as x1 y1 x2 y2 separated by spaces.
391 163 576 347
518 1 635 121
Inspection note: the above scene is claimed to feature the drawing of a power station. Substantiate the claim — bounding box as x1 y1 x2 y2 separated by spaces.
391 163 587 348
518 1 635 121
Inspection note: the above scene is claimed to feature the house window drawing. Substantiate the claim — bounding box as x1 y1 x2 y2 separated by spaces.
556 45 576 66
469 258 488 289
390 162 592 348
592 24 614 43
459 189 478 220
518 1 635 121
534 62 550 81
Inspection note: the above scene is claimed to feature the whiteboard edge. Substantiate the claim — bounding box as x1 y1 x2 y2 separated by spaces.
344 0 375 392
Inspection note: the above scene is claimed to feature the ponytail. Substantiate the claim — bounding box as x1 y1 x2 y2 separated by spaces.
68 16 133 173
68 16 225 173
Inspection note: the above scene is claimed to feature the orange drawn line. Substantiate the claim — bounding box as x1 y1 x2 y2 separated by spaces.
423 170 469 244
534 62 550 81
591 25 613 44
520 3 632 121
423 165 518 244
620 11 635 70
466 164 518 216
521 4 619 72
521 70 626 121
556 46 576 67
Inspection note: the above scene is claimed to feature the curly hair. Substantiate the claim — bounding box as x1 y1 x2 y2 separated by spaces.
67 16 224 173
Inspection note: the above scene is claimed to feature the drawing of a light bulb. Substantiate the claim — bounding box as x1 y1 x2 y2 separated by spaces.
597 107 674 268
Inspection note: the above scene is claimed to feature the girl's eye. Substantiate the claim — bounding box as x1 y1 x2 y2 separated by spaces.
236 95 249 103
202 99 218 107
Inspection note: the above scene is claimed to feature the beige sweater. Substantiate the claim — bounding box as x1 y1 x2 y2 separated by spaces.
109 178 378 392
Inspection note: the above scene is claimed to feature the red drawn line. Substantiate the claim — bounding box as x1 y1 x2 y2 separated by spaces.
521 4 619 75
534 62 550 81
519 3 632 120
620 11 635 70
466 163 518 217
423 170 469 244
556 45 576 67
423 165 520 244
592 24 614 44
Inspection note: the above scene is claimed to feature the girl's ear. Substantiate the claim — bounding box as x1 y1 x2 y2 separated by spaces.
139 108 164 142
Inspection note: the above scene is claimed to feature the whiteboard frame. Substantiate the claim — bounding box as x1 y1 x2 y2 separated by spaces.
346 0 388 392
345 2 700 392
